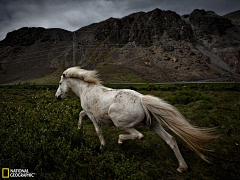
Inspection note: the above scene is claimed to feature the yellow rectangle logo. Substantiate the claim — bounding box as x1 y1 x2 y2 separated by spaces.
2 168 9 178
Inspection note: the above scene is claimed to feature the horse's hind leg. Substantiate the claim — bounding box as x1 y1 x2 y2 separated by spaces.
151 123 188 173
118 128 144 144
78 110 86 129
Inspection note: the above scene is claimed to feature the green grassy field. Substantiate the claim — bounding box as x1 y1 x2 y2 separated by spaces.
0 83 240 179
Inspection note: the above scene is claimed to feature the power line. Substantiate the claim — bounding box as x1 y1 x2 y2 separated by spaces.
1 23 237 66
0 45 155 65
0 48 72 65
0 44 72 60
1 36 213 65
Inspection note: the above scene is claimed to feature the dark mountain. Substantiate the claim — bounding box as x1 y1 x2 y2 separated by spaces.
1 27 72 46
224 10 240 23
189 9 233 35
79 9 193 46
0 27 72 83
0 8 240 84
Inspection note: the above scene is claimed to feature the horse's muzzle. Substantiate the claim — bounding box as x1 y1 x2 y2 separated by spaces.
56 95 62 100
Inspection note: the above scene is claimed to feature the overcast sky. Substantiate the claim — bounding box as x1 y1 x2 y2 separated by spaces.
0 0 240 40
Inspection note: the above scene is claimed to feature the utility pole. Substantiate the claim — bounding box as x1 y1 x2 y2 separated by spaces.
72 32 76 66
79 41 84 67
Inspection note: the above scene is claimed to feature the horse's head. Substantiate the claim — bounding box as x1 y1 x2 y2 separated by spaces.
55 74 71 100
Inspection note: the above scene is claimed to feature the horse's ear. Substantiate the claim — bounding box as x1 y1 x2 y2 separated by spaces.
63 74 66 78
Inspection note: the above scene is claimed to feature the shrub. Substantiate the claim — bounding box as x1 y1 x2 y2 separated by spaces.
167 89 210 105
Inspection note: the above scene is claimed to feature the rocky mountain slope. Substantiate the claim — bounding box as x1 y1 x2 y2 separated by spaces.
0 8 240 84
224 10 240 24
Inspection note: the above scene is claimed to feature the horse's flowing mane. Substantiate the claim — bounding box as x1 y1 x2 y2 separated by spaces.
63 67 102 85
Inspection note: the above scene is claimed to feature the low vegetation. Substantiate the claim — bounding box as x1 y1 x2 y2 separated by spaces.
0 83 239 179
96 64 152 83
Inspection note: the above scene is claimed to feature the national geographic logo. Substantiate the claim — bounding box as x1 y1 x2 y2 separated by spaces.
2 168 9 178
2 168 35 178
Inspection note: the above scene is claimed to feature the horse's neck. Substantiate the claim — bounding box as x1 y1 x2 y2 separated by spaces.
67 78 97 98
68 78 86 98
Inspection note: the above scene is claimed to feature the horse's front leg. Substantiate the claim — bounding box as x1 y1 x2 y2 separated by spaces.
87 113 106 146
78 110 86 129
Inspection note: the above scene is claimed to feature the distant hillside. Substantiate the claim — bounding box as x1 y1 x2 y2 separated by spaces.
0 27 72 84
224 10 240 23
0 8 240 84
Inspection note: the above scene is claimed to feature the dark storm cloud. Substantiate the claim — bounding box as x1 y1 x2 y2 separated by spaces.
0 0 126 40
0 0 240 40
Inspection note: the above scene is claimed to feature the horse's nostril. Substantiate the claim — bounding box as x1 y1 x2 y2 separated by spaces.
56 95 61 100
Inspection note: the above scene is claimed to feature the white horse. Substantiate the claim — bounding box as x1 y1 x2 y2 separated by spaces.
55 67 217 173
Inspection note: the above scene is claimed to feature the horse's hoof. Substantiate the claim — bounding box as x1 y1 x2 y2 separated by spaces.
100 145 106 151
118 142 124 148
177 166 188 173
95 145 106 152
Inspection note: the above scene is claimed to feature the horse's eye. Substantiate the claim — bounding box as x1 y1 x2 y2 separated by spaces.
59 83 62 85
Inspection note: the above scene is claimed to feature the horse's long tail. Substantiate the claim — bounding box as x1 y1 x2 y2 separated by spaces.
141 95 217 162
